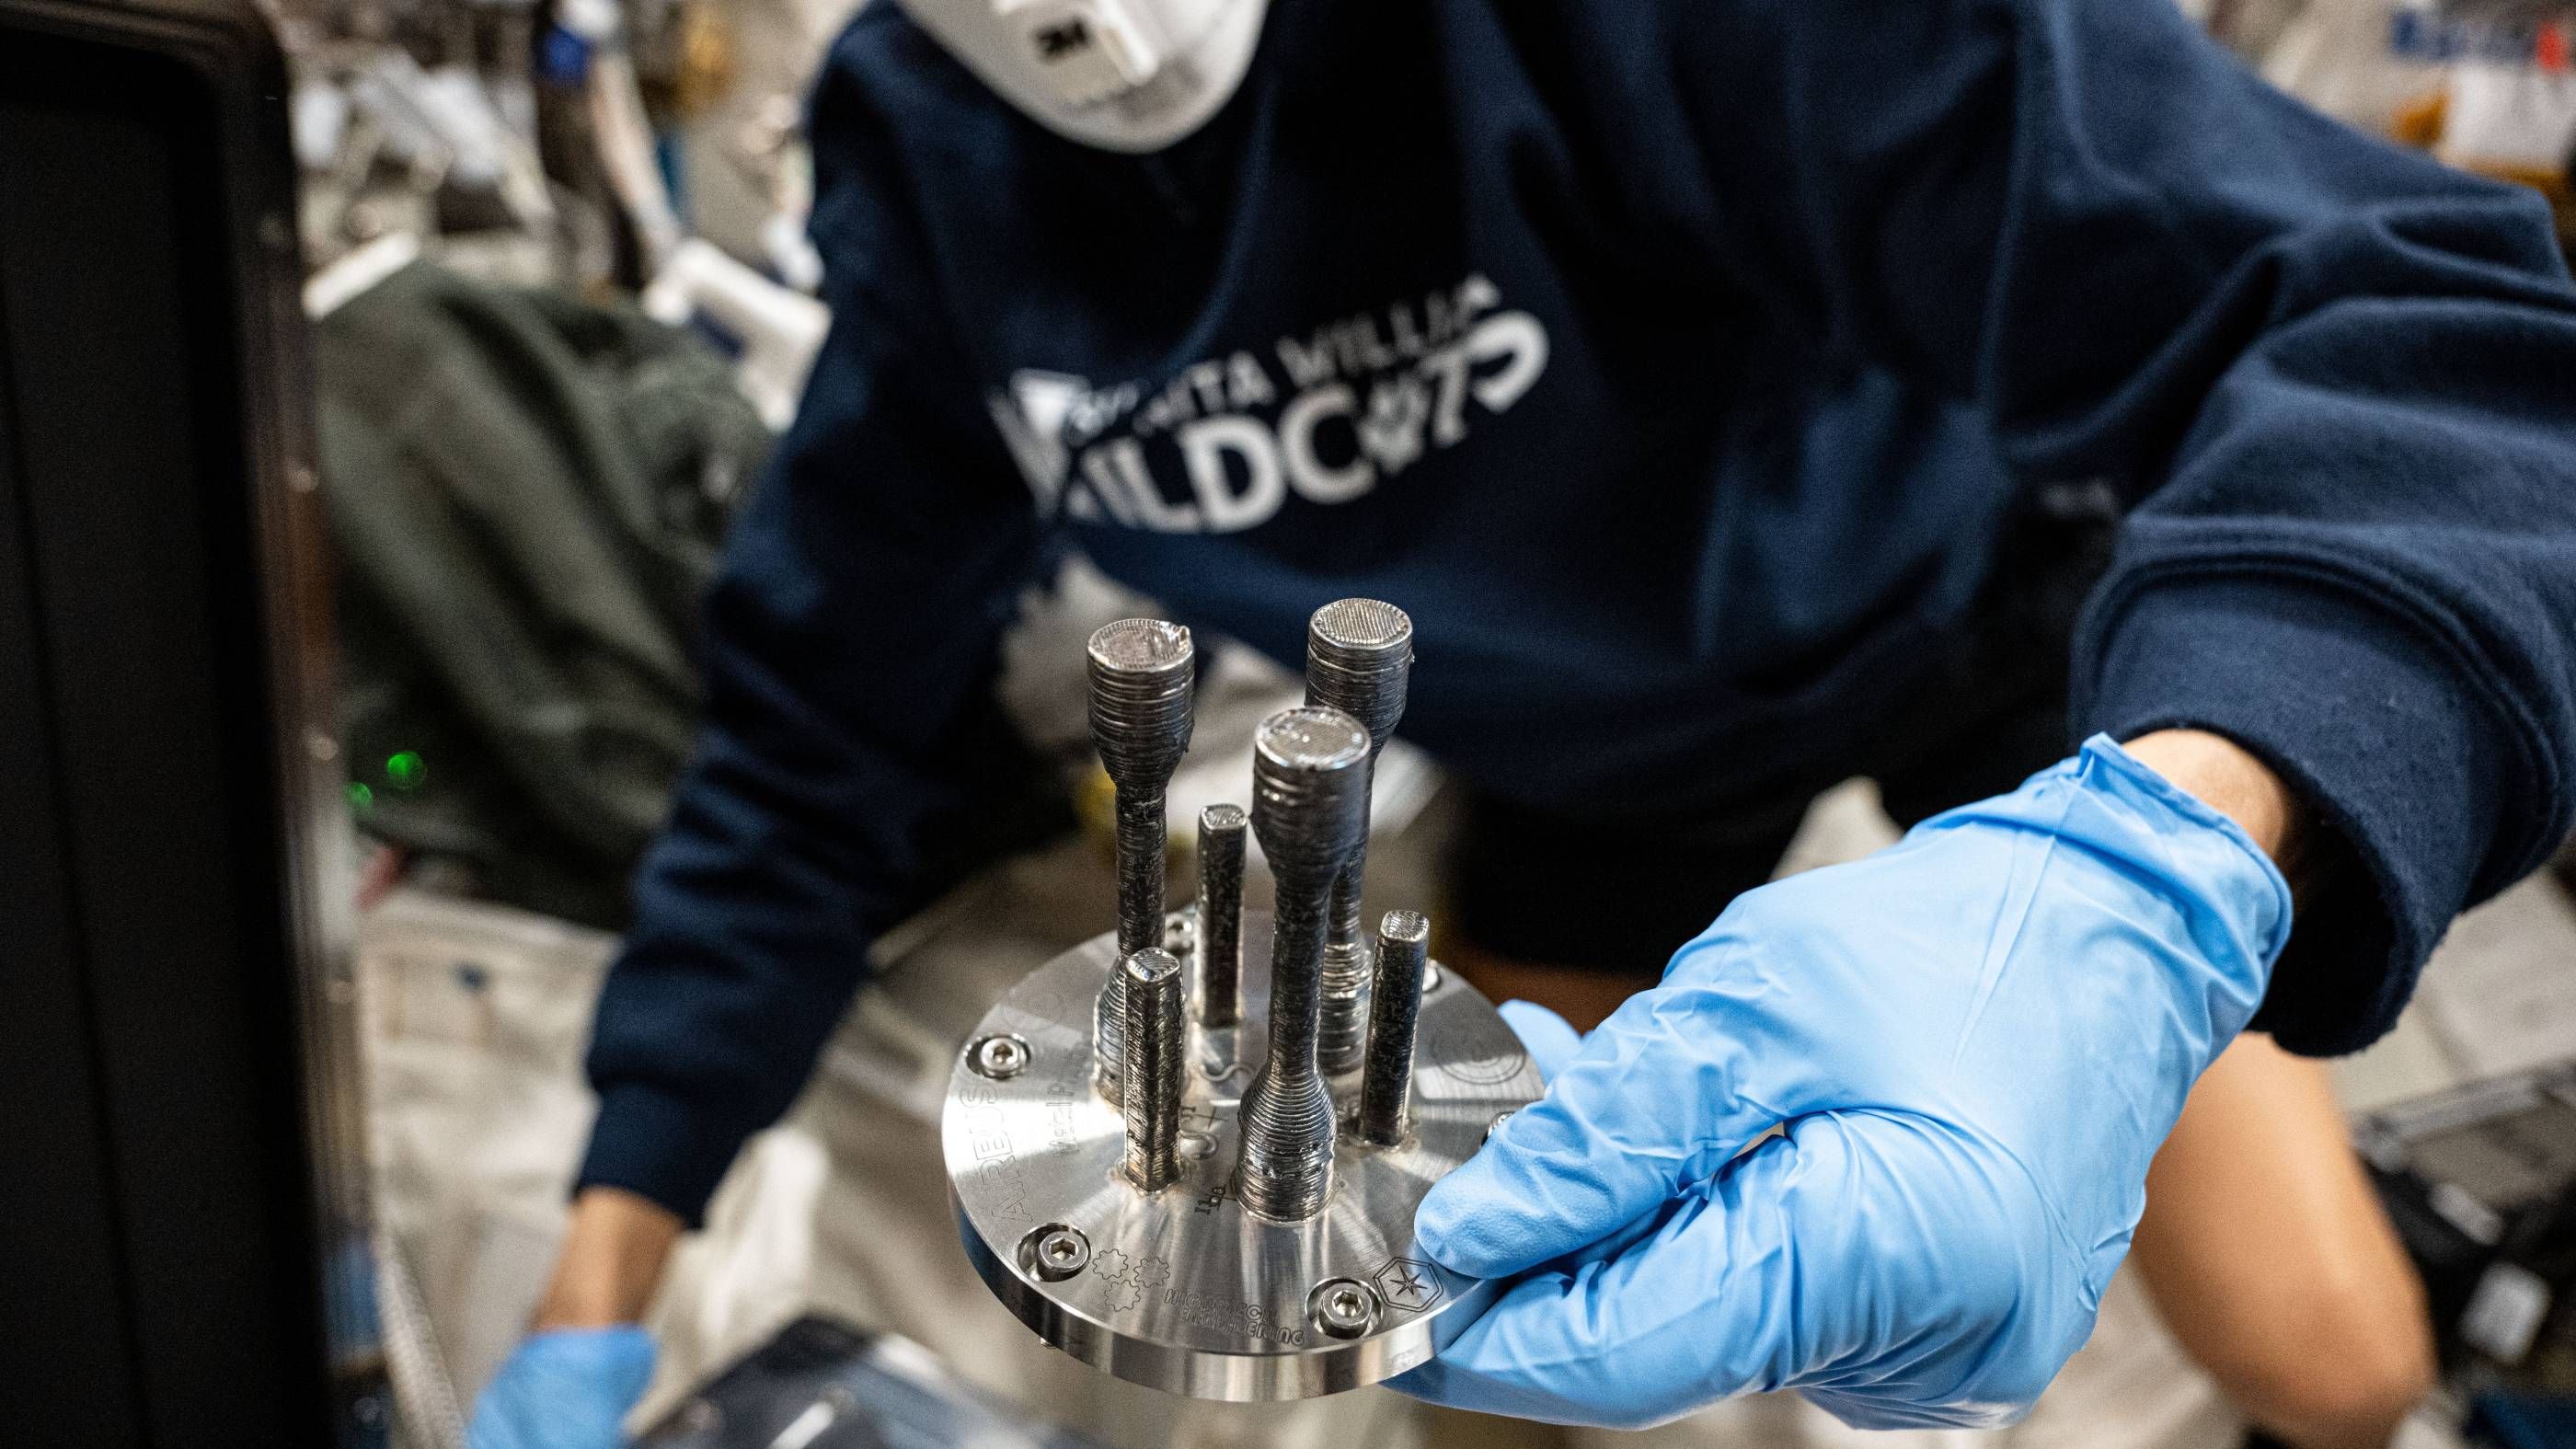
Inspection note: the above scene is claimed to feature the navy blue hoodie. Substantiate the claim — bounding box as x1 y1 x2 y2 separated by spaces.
581 0 2576 1222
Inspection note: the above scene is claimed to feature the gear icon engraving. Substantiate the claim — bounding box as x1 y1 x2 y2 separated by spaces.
1089 1248 1172 1314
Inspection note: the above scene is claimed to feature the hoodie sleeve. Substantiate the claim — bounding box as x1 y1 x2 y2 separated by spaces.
576 47 1053 1222
1666 0 2576 1052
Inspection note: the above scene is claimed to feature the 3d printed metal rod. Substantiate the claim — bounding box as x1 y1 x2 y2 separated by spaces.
1303 600 1413 1075
1358 911 1430 1146
1087 618 1196 1106
1235 707 1373 1221
1196 804 1247 1030
1121 948 1186 1191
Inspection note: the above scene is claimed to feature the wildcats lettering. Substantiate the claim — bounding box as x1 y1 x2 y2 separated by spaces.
988 273 1550 535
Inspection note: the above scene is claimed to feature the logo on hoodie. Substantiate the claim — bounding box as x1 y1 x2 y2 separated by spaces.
988 272 1549 532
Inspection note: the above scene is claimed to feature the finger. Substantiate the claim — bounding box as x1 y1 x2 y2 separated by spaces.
1397 1133 1817 1428
1496 999 1581 1082
1405 1115 2082 1431
1414 973 1796 1280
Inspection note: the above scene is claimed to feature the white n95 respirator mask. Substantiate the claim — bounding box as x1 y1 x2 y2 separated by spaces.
896 0 1268 152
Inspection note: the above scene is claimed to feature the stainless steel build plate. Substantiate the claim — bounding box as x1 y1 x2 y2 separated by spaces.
942 912 1540 1400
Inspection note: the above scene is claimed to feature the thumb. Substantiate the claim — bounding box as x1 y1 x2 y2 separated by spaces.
1415 977 1791 1280
1496 999 1581 1082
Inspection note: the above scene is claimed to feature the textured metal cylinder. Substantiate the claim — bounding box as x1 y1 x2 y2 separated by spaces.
1358 911 1430 1146
1087 618 1196 1106
1235 707 1372 1221
1121 949 1186 1192
1196 804 1247 1029
1303 601 1413 1075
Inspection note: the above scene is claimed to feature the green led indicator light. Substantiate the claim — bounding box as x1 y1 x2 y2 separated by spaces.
346 781 374 811
385 751 426 790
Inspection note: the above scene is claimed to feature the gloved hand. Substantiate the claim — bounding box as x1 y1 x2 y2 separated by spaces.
466 1325 656 1449
1397 736 2291 1430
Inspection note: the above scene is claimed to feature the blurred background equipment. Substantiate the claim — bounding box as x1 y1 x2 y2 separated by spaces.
314 255 771 929
270 0 955 937
2359 1064 2576 1408
267 0 845 294
631 1316 1107 1448
2201 0 2576 247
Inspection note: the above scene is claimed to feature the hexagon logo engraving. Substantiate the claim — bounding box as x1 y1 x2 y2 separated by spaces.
1371 1256 1443 1315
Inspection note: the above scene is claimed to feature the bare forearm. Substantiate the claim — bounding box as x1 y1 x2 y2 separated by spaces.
2136 1036 2433 1447
2123 730 2432 1442
532 1187 684 1330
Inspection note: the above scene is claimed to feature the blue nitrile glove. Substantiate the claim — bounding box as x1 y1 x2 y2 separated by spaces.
1397 736 2291 1430
1494 998 1582 1083
467 1326 656 1449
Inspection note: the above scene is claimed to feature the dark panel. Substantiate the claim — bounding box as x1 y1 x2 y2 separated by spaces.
0 21 338 1443
0 169 150 1442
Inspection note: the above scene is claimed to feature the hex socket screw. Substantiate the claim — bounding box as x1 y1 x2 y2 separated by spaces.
1309 1278 1383 1340
1357 910 1431 1146
968 1034 1030 1081
1303 600 1412 1075
1195 804 1247 1029
1025 1224 1092 1282
1086 619 1195 1106
1121 948 1187 1192
1233 706 1373 1222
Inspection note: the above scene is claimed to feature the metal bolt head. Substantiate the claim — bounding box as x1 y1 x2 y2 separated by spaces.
969 1034 1030 1080
1249 707 1373 880
1309 1278 1382 1340
1486 1109 1517 1142
1087 618 1195 784
1024 1224 1092 1282
1380 909 1430 950
1089 616 1192 673
1305 600 1414 749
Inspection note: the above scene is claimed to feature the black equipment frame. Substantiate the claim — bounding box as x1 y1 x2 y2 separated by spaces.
0 1 371 1442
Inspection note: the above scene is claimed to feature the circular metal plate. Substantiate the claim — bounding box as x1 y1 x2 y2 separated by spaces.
942 912 1540 1400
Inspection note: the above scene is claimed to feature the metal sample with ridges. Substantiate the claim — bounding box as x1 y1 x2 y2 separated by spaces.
1359 911 1431 1146
942 908 1538 1399
1086 618 1194 1106
942 597 1541 1402
1121 949 1187 1191
1303 600 1413 1075
1196 804 1248 1029
1235 707 1373 1221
